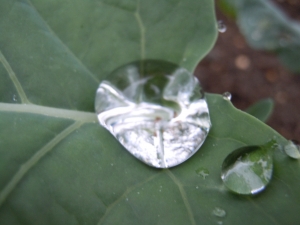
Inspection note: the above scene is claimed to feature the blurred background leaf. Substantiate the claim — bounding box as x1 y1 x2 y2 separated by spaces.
219 0 300 73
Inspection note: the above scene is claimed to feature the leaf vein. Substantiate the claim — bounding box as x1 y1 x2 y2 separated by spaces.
166 170 196 225
27 0 100 84
0 121 83 208
0 50 30 104
134 0 146 60
0 103 97 123
97 173 160 225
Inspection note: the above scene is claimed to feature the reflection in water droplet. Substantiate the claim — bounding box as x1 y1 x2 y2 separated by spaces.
95 60 211 168
284 141 300 159
195 167 209 179
217 20 227 33
222 92 232 101
221 142 275 195
212 207 226 218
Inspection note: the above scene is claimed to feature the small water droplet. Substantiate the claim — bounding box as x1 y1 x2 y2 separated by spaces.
284 141 300 159
222 92 232 101
183 58 187 62
212 207 226 218
217 221 223 225
221 141 275 195
111 163 114 166
13 94 17 102
195 167 209 179
126 198 129 201
217 20 227 33
196 186 199 189
137 192 140 194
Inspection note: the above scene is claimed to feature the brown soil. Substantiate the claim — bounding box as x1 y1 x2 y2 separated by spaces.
195 0 300 141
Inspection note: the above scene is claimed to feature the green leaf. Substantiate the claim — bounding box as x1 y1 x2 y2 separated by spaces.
0 1 299 225
245 98 274 122
220 0 300 73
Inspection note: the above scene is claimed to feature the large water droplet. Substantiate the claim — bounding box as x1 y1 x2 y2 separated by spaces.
221 142 275 195
222 92 231 101
95 60 211 168
284 141 300 159
217 20 227 33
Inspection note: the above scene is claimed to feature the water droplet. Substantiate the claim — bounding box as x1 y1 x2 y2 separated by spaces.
217 20 227 33
284 141 300 159
12 94 17 102
95 60 211 168
111 163 114 166
221 142 275 195
195 167 209 179
222 92 232 101
212 207 226 218
137 192 140 194
196 186 199 189
217 221 223 225
126 198 129 201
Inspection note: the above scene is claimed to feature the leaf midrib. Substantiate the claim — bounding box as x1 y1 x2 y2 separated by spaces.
0 103 97 123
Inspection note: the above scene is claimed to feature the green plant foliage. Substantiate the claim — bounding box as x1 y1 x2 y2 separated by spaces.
219 0 300 73
246 98 274 122
0 1 300 225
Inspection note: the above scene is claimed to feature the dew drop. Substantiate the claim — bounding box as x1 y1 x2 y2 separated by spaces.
95 60 211 168
12 94 17 102
217 20 227 33
221 142 275 195
284 141 300 159
222 92 232 101
212 207 226 218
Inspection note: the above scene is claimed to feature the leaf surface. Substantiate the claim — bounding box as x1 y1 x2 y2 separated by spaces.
0 1 299 225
